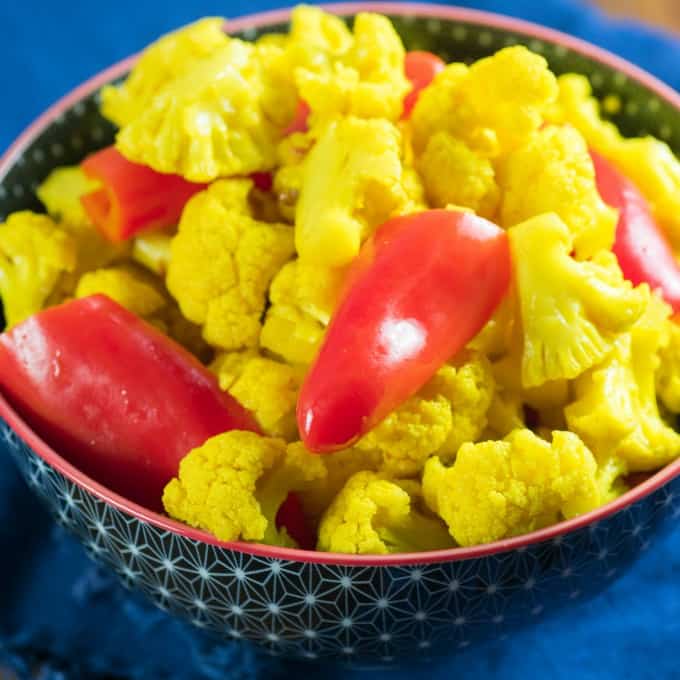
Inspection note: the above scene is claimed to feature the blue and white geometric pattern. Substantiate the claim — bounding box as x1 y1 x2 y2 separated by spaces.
4 417 680 662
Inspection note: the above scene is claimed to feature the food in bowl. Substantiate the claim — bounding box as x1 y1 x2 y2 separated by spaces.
1 5 680 557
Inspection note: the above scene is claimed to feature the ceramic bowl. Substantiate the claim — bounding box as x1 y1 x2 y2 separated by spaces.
1 2 680 666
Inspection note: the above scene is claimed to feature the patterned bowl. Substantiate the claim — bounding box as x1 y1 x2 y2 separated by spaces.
2 2 680 667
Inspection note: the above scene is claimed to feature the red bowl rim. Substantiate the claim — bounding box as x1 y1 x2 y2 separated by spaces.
2 2 680 567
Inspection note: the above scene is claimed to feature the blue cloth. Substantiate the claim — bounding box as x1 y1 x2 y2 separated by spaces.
1 1 680 678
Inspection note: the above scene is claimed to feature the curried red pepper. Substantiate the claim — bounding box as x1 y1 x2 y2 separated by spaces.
591 150 680 312
80 146 205 243
297 209 511 452
0 295 258 511
402 50 446 118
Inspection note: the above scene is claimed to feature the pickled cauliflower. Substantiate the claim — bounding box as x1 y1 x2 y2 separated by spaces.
423 429 601 546
0 212 77 327
163 430 325 546
167 179 294 350
566 295 680 471
295 116 408 267
4 7 680 556
547 73 680 244
317 471 453 554
509 213 647 387
499 125 617 258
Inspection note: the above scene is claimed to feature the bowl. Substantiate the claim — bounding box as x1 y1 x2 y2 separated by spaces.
2 2 680 666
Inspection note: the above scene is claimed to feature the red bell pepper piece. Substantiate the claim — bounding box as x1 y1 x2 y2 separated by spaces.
0 295 258 511
297 209 511 452
591 150 680 312
251 171 273 192
276 492 316 550
80 146 205 243
402 50 446 118
284 100 311 136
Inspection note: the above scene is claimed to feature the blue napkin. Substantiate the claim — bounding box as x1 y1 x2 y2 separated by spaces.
1 1 680 678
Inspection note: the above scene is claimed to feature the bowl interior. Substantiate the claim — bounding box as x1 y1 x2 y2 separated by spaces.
1 5 679 564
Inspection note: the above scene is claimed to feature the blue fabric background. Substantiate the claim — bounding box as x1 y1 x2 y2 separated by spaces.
1 1 680 678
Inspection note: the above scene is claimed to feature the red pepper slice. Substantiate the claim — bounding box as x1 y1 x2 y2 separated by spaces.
591 150 680 312
276 492 316 550
81 146 205 243
0 295 258 511
402 50 446 118
297 209 511 452
251 171 273 192
284 100 311 136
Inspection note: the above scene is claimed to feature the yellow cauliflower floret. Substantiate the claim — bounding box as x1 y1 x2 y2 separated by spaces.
75 266 166 318
295 117 407 267
166 179 294 350
509 213 647 387
657 320 680 413
547 74 680 244
229 357 304 440
260 259 345 364
132 232 172 276
411 46 557 157
101 18 229 126
300 446 382 520
0 212 77 327
115 38 293 181
287 5 353 68
357 395 453 477
163 431 326 546
37 167 129 281
566 294 680 471
423 429 601 546
317 471 453 554
273 132 315 223
209 349 259 391
416 131 500 218
36 165 99 226
422 356 496 461
293 11 409 125
499 125 617 258
260 305 325 365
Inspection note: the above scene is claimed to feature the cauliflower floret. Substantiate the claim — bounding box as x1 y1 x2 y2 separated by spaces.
166 179 294 350
101 18 230 126
210 348 259 391
0 212 77 327
37 167 129 281
411 46 557 157
416 131 500 218
273 132 315 223
357 395 452 477
657 320 680 413
260 305 325 365
163 431 326 546
422 429 601 546
509 213 647 387
356 354 495 475
499 125 617 258
300 446 382 520
422 356 496 461
566 294 680 471
75 266 167 318
260 259 345 364
132 231 172 276
287 5 353 69
293 11 409 125
547 74 680 244
228 357 304 440
317 471 453 554
115 37 294 181
295 117 408 267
